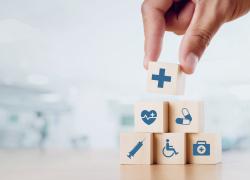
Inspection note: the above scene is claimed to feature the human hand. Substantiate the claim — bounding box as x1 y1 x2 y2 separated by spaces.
142 0 250 74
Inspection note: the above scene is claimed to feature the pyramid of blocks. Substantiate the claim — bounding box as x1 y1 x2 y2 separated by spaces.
120 62 222 165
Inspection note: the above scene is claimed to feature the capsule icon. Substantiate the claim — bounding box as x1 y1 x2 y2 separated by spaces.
182 108 192 121
175 108 192 125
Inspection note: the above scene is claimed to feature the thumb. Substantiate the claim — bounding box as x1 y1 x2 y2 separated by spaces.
179 0 225 74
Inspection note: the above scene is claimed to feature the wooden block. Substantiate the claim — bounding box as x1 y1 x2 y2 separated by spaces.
154 133 186 164
134 102 168 133
169 100 204 133
120 132 153 164
187 133 222 164
147 62 185 95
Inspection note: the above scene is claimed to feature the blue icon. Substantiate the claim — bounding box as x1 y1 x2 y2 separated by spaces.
176 108 192 125
127 139 145 159
193 141 210 156
162 139 179 158
141 110 157 125
152 68 171 88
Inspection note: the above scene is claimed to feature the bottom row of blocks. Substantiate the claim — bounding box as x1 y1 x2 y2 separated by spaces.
120 133 221 165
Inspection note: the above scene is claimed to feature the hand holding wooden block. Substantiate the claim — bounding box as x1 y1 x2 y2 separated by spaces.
169 100 204 133
147 62 185 95
187 133 222 164
120 132 153 164
134 102 168 133
154 133 186 164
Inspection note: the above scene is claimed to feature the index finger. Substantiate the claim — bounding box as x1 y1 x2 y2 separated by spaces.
141 0 173 69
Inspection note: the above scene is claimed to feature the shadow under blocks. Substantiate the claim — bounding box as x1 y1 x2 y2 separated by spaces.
120 61 222 165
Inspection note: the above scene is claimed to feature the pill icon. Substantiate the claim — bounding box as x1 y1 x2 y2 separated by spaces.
175 108 192 125
182 108 192 121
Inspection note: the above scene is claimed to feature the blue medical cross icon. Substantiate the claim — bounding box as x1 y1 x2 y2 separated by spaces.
198 146 205 152
151 68 171 88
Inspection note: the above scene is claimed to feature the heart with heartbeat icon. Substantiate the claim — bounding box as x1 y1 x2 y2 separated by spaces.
141 110 157 125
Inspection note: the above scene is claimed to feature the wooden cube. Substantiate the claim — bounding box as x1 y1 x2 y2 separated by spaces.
154 133 186 164
187 133 222 164
147 62 185 95
134 102 168 133
169 100 204 133
120 132 153 164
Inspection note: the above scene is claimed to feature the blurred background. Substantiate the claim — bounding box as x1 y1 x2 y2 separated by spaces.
0 0 250 151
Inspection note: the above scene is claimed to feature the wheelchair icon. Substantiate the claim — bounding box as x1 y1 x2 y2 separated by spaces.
162 139 179 158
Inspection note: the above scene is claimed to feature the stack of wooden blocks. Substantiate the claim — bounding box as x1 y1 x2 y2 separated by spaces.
120 62 222 165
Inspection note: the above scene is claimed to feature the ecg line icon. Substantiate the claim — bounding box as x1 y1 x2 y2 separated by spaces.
141 110 157 125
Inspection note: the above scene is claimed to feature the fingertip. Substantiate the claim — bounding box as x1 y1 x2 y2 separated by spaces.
180 52 199 74
181 66 195 74
143 58 148 70
144 56 159 70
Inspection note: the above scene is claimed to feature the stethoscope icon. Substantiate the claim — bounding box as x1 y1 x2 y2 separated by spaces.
162 139 179 158
176 108 192 125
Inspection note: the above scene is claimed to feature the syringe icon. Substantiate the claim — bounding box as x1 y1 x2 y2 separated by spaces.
127 139 145 159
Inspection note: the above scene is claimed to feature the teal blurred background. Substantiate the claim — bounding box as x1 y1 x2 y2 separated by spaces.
0 0 250 151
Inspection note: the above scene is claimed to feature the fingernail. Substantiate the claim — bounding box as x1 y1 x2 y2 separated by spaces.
183 53 199 74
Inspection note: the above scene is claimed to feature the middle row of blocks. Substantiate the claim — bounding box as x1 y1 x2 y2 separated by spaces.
135 101 204 133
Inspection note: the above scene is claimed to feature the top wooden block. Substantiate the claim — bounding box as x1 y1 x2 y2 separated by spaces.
147 62 185 95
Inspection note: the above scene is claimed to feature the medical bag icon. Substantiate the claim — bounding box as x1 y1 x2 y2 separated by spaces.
176 108 192 125
193 141 210 156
